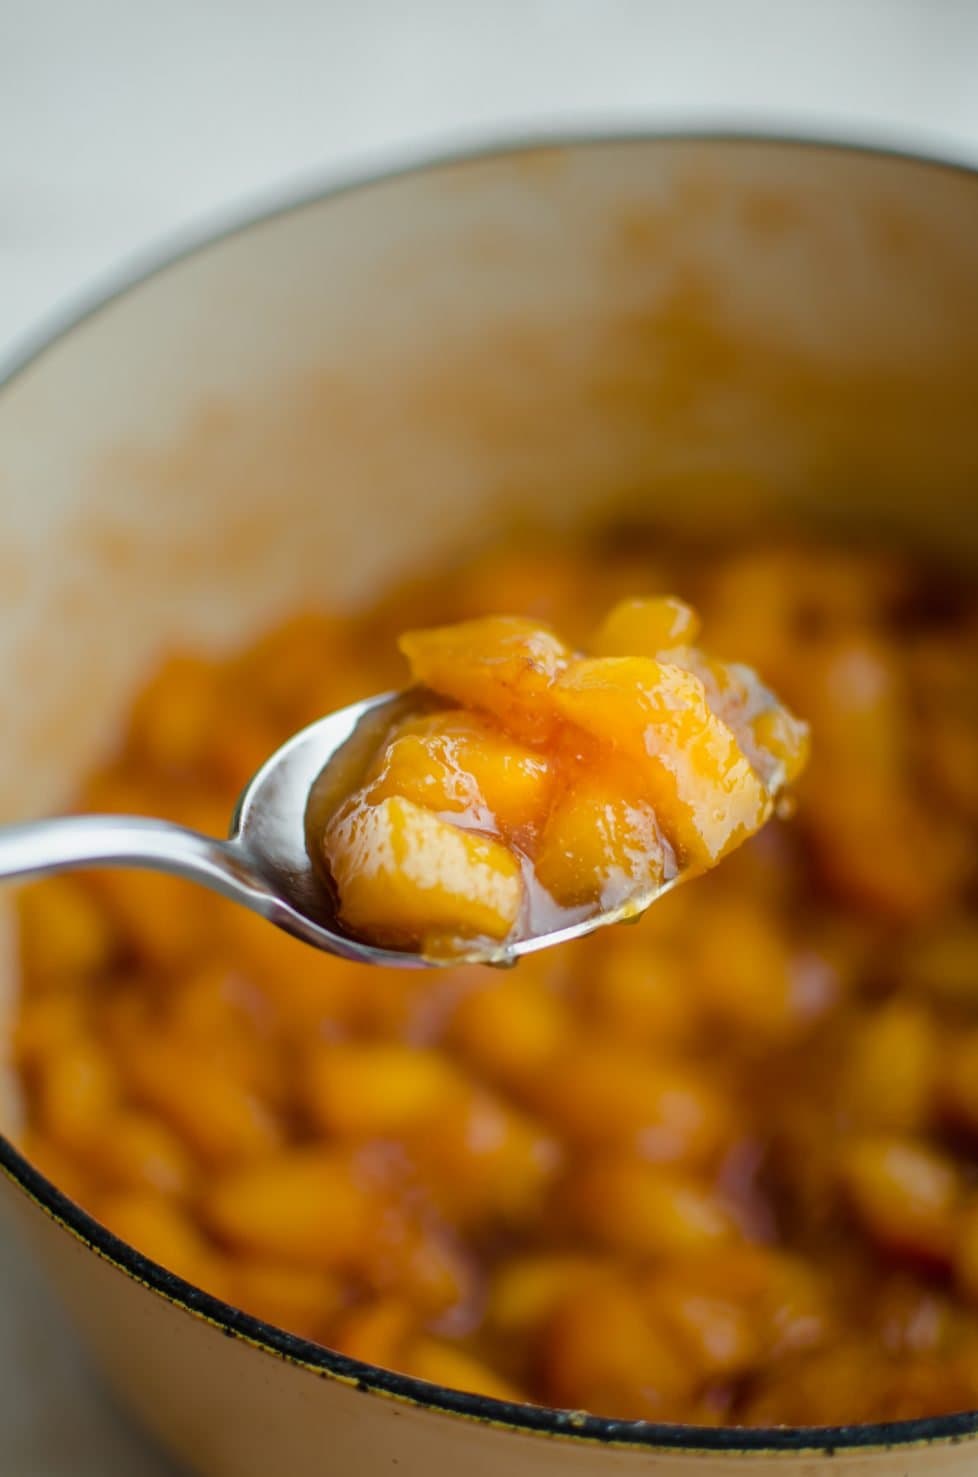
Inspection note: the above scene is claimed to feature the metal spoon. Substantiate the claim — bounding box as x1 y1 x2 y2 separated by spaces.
0 693 664 969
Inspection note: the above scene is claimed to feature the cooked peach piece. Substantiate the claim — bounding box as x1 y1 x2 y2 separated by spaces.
553 657 772 868
202 1150 374 1271
304 1042 461 1136
535 1043 732 1166
841 1136 960 1267
370 712 552 837
564 1156 735 1258
677 654 809 790
486 1254 613 1338
324 793 523 946
542 1280 695 1420
408 1084 562 1226
17 876 114 981
589 599 808 789
749 704 811 787
89 1112 196 1197
448 970 571 1085
591 595 701 655
533 771 666 908
399 616 570 744
358 1209 472 1316
367 732 483 816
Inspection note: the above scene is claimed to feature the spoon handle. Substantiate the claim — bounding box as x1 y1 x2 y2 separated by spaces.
0 813 275 910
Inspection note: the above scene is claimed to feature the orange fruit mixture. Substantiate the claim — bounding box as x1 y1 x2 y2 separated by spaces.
319 597 807 957
11 533 978 1426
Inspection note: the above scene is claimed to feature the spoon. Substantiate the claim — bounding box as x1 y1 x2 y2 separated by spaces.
0 693 660 969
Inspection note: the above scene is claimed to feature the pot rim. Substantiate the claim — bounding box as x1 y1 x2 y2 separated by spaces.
3 125 978 1457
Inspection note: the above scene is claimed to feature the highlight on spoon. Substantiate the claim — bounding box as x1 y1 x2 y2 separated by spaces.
306 596 810 964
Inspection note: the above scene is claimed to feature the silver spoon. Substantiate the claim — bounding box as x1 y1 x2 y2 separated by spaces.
0 693 666 969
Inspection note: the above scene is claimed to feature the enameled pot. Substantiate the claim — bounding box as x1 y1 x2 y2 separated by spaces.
2 135 978 1476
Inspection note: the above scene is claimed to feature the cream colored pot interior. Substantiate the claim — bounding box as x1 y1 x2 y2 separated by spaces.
3 138 978 1137
2 135 978 1475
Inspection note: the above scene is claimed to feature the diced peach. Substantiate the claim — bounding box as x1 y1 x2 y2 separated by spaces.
367 732 481 816
553 657 772 867
651 1280 761 1379
645 1247 831 1379
541 1280 695 1420
807 787 969 924
841 1136 959 1266
750 705 811 787
17 877 114 981
577 932 696 1050
123 1037 281 1168
356 1212 472 1319
304 1042 460 1137
451 548 584 627
448 972 571 1086
665 652 809 792
534 1043 732 1166
158 976 282 1110
88 1111 196 1197
399 616 570 744
374 711 552 837
690 897 799 1043
486 1254 612 1337
35 1040 119 1153
88 867 211 971
409 1086 561 1225
218 903 359 1034
591 596 701 656
563 1156 735 1258
324 794 522 947
231 611 356 725
741 1252 831 1357
534 770 666 909
12 994 87 1068
842 1005 940 1135
741 1344 888 1428
202 1149 374 1271
126 653 223 775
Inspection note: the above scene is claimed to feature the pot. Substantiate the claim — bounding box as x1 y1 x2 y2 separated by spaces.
2 134 978 1475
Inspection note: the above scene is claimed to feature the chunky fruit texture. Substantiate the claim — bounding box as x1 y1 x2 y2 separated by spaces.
16 534 978 1429
321 598 808 955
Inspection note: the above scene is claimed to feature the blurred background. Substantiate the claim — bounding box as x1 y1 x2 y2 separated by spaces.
5 0 978 360
3 1 978 1470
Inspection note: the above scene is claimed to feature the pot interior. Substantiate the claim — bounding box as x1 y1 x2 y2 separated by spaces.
1 135 977 1134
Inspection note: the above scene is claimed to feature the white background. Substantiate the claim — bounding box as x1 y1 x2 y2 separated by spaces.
2 2 978 1471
